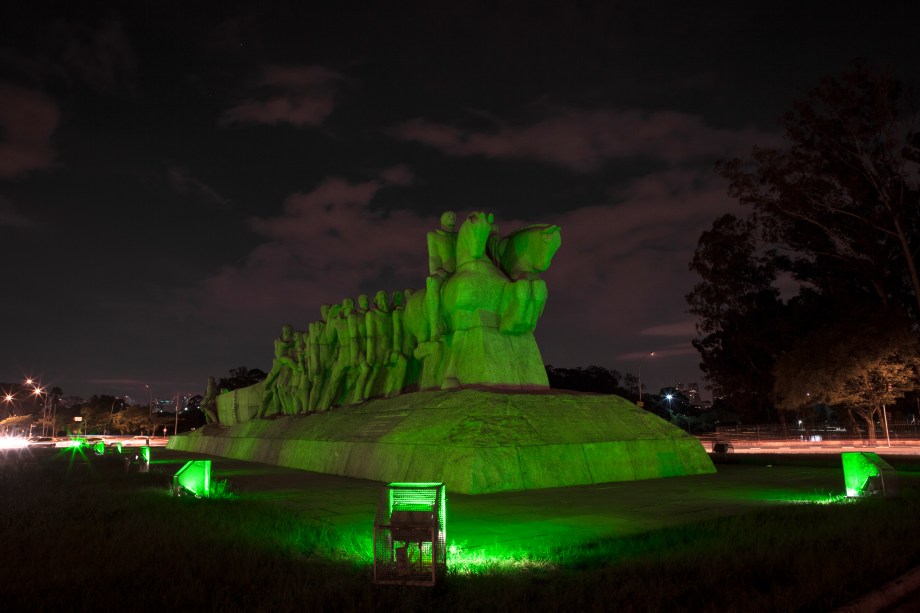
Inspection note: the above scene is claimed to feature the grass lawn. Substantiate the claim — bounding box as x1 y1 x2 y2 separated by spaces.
2 447 919 611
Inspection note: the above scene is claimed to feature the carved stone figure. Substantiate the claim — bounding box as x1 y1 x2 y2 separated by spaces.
364 290 394 399
489 224 562 280
349 295 372 403
280 332 308 414
386 290 411 396
201 376 219 424
307 304 333 411
260 324 295 416
402 213 561 390
424 211 457 341
319 299 354 410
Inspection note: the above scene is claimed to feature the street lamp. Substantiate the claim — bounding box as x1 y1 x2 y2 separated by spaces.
1 391 14 436
173 392 182 437
145 384 154 437
637 352 655 407
31 386 46 435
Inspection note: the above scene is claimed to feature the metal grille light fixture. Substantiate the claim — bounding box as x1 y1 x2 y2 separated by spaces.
373 482 446 586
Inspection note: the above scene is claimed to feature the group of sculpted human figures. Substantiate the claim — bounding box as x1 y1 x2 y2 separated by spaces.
206 211 562 421
260 287 417 416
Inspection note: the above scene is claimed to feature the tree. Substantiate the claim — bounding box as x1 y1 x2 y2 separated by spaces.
717 63 920 319
773 311 920 444
110 406 151 435
218 367 267 391
690 65 920 421
687 214 788 421
545 364 623 394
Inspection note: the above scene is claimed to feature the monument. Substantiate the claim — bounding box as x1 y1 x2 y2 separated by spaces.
169 211 714 493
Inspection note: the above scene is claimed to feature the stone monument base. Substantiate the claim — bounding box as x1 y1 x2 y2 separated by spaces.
168 389 715 494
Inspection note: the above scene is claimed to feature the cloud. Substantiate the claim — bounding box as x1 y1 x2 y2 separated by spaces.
220 65 348 127
0 20 138 96
167 166 231 208
56 20 138 95
393 108 776 172
533 167 735 375
0 83 59 178
199 167 426 318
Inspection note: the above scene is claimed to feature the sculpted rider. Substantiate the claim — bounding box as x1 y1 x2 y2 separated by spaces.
425 211 457 340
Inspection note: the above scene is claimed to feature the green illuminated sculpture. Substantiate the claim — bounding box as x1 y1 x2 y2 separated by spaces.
404 212 561 391
177 209 714 493
241 211 562 415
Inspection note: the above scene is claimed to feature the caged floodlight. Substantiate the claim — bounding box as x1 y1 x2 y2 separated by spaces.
373 482 446 586
841 452 899 498
173 460 211 498
92 441 105 455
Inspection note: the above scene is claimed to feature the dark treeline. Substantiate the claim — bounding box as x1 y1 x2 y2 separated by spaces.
688 63 920 438
544 364 634 396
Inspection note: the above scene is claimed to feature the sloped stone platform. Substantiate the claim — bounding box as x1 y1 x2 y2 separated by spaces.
168 389 715 494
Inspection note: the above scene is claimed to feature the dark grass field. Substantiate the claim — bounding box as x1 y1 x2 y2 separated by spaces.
2 448 920 612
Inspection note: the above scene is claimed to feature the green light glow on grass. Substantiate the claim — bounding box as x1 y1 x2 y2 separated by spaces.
781 492 849 505
446 541 557 574
173 460 211 497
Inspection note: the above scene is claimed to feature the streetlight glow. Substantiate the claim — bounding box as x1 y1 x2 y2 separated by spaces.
637 351 656 406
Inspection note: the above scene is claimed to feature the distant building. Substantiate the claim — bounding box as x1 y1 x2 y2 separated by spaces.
675 382 700 405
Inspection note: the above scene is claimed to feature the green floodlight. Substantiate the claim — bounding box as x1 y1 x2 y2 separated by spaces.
373 482 446 586
92 441 104 455
113 442 123 454
173 460 212 498
841 452 899 498
124 445 151 473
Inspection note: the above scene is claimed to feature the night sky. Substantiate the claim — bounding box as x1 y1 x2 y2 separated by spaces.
2 1 918 401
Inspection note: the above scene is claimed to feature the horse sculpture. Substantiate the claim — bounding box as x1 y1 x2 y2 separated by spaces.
404 212 561 389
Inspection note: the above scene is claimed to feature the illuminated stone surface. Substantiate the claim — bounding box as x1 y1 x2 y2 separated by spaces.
209 212 563 425
170 389 714 494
